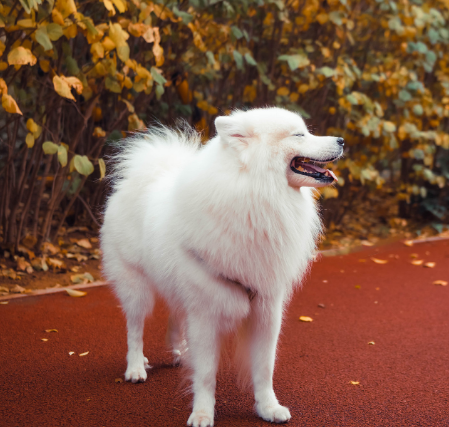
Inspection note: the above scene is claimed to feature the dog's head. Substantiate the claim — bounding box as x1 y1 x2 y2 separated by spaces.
215 107 344 188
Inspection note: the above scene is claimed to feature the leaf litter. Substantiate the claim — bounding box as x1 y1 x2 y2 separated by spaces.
66 289 87 297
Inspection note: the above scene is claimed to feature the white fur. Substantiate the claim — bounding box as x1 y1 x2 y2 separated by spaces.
101 107 343 426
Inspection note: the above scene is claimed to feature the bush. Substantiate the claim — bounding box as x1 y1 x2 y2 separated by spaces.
1 0 449 251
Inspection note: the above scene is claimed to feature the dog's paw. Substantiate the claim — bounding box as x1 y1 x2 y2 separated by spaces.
187 410 214 427
256 403 291 423
143 356 152 370
125 363 148 383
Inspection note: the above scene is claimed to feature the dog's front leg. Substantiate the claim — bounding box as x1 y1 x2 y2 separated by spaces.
186 314 221 427
249 294 291 423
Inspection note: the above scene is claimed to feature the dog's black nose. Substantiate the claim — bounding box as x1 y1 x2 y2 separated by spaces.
337 137 345 146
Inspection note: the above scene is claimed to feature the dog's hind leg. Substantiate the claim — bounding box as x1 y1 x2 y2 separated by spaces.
166 311 187 366
114 269 155 383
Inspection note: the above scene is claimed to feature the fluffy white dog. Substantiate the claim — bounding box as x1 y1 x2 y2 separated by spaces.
100 107 344 426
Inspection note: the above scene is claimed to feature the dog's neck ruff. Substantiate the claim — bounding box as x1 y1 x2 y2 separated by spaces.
188 248 257 301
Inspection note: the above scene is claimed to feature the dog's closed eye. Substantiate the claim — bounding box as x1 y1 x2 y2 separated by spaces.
293 133 305 137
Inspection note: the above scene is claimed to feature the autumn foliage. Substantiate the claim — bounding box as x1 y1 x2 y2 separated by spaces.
1 0 449 252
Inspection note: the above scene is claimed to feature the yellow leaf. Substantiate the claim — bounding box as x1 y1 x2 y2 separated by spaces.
26 118 38 133
63 23 78 39
403 240 414 247
299 316 313 322
79 351 89 356
371 258 388 264
7 47 37 66
98 158 106 180
316 13 328 24
77 238 92 249
39 59 50 72
17 19 36 28
102 36 116 51
52 9 65 26
90 42 104 59
93 127 106 137
69 351 75 355
56 0 77 18
410 260 424 266
0 62 7 71
41 338 48 342
350 381 360 385
111 0 127 13
102 0 116 15
53 75 75 100
0 40 5 57
409 253 418 258
277 86 289 96
45 329 58 333
0 302 9 305
368 341 375 345
2 94 22 115
26 133 35 148
433 280 447 286
62 76 83 94
0 78 7 95
423 262 436 268
361 240 374 247
66 289 87 297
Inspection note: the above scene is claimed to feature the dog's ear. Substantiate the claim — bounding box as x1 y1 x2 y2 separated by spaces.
215 116 248 144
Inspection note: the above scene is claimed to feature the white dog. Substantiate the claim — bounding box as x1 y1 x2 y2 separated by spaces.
100 107 344 426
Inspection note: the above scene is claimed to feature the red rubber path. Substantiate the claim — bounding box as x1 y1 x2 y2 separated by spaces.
1 240 449 426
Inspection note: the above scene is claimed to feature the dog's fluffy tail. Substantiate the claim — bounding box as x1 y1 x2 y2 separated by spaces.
108 122 202 192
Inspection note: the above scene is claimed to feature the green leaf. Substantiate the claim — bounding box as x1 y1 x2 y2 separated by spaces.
105 76 122 93
151 67 167 85
278 53 310 71
244 53 257 66
317 66 335 77
398 89 412 102
413 105 423 116
73 155 94 176
57 145 67 167
206 51 215 65
35 27 53 51
65 56 80 75
347 94 358 105
231 26 243 39
46 23 63 41
328 11 343 26
233 50 244 70
173 6 194 24
42 141 59 154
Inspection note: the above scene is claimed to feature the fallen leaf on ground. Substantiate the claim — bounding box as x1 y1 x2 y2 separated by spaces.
31 257 48 272
79 351 89 356
0 286 9 293
47 258 66 270
411 260 424 266
410 253 418 258
41 242 59 255
70 266 81 273
423 262 436 268
76 238 92 249
350 381 360 385
0 301 9 305
361 240 374 246
433 280 447 286
91 237 99 243
70 272 94 285
66 289 87 297
115 378 123 383
45 329 58 333
299 316 313 322
404 240 414 247
368 341 375 345
318 303 325 308
355 285 361 289
41 338 48 342
11 284 26 293
371 258 388 264
69 351 75 356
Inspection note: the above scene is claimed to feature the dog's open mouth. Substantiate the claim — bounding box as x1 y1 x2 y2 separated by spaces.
291 157 338 182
